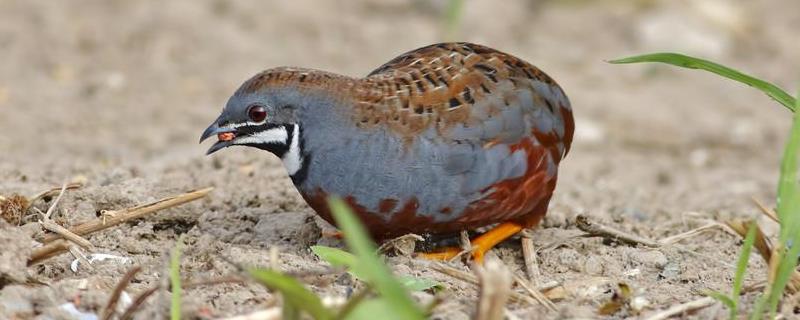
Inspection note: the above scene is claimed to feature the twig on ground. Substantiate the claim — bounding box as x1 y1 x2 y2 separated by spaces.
27 182 83 211
644 296 717 320
725 219 773 264
751 197 779 223
725 219 800 294
29 187 213 265
42 187 213 243
42 182 69 220
576 215 660 247
119 286 159 320
67 245 94 271
520 237 541 286
423 261 548 308
443 231 474 263
475 259 512 320
30 182 96 267
576 215 735 268
658 222 724 245
512 274 556 311
39 218 92 249
102 266 141 320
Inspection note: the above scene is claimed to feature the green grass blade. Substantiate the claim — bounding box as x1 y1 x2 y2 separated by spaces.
169 235 184 320
705 291 735 311
609 53 796 112
729 221 757 319
398 276 443 292
766 91 800 315
344 299 402 320
327 197 425 320
248 268 334 320
312 245 441 292
311 246 360 271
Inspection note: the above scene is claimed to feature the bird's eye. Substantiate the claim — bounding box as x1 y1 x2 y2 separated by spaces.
247 105 267 122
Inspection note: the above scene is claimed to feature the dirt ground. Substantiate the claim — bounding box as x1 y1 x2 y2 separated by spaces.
1 0 799 319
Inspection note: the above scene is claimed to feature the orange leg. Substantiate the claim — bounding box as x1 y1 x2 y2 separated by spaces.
418 222 524 263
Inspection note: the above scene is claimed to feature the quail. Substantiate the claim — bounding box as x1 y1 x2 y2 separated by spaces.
200 42 574 262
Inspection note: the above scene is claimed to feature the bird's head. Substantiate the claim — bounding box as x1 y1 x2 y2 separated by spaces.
200 70 313 179
200 68 355 180
200 89 301 157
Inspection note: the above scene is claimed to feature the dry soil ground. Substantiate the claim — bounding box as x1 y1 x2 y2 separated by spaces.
1 0 799 319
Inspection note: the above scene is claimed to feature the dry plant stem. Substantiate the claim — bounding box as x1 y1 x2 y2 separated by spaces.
29 240 71 264
68 245 94 271
576 215 660 247
752 196 779 223
658 223 723 245
726 219 800 294
42 182 68 220
513 274 556 311
27 182 83 212
520 237 541 285
644 296 717 320
39 220 92 248
578 215 735 268
102 266 142 320
119 286 159 320
425 262 545 307
42 187 213 243
726 219 773 264
29 187 213 265
475 259 512 320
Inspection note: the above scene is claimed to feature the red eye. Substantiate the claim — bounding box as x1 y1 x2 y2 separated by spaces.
247 105 267 122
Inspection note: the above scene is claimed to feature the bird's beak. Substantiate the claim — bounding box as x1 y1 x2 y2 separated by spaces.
200 121 237 155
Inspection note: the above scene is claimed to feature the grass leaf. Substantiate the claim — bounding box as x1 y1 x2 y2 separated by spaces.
344 299 402 320
327 197 426 320
248 268 334 320
729 221 757 319
705 291 735 310
766 91 800 315
312 245 442 292
609 53 796 112
169 235 184 320
398 276 443 292
311 245 357 267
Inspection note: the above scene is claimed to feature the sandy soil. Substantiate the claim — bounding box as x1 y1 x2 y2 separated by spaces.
1 0 799 319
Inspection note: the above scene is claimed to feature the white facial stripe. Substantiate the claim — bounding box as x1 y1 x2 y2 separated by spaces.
233 126 288 145
282 124 304 175
222 121 265 130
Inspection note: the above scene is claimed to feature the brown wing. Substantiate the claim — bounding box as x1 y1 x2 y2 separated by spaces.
354 42 572 156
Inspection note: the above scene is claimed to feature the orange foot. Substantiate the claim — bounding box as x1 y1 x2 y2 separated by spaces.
418 222 524 264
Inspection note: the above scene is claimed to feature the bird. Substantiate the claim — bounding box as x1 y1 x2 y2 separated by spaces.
200 42 574 262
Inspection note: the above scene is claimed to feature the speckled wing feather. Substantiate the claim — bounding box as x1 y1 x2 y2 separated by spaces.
339 43 575 230
355 42 572 153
